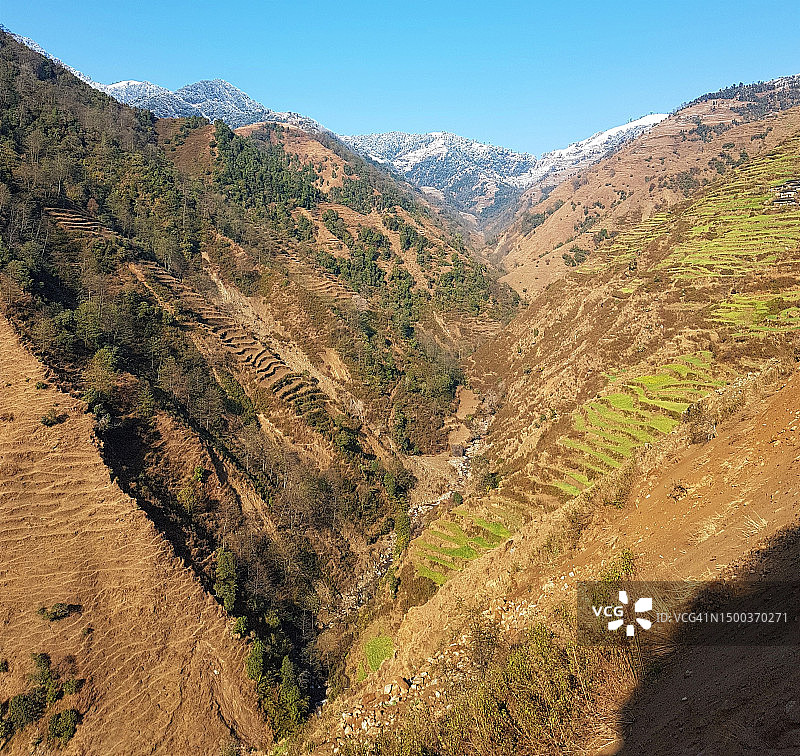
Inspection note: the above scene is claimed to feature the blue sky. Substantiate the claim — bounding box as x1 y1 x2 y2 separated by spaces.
5 1 800 154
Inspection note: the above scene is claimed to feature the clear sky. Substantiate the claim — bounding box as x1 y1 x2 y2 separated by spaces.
4 0 800 155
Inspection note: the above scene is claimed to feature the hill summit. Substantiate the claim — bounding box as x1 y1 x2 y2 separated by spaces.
102 78 326 131
7 29 325 131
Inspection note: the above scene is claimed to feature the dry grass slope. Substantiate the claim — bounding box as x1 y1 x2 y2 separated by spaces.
0 316 267 754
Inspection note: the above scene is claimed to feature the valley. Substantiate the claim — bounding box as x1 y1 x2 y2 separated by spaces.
0 25 799 756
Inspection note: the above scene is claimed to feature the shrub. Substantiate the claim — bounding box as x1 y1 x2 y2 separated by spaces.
29 653 54 686
41 408 66 426
600 549 635 583
0 659 8 673
46 681 62 706
62 678 83 696
177 483 198 514
47 708 79 746
7 689 45 731
37 603 80 622
231 616 248 638
220 736 240 756
385 567 399 598
394 507 411 556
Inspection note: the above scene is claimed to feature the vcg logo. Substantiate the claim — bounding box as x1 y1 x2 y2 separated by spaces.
592 590 653 637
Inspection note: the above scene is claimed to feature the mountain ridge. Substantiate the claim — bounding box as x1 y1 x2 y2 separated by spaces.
9 29 666 225
341 114 668 221
7 30 327 131
4 23 800 756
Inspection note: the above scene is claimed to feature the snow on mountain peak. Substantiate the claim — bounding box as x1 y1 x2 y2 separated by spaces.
8 29 667 221
7 31 327 132
342 114 668 218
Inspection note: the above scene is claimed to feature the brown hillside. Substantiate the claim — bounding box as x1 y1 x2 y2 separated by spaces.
304 355 800 755
495 103 800 297
235 123 350 191
0 316 268 754
301 111 800 754
156 120 215 180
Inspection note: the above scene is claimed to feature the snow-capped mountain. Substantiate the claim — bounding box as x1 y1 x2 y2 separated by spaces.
101 81 203 119
524 114 668 186
341 131 540 214
9 29 665 223
8 31 326 132
342 114 668 219
174 80 269 126
99 79 326 130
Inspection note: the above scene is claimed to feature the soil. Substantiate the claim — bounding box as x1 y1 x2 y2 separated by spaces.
0 316 267 754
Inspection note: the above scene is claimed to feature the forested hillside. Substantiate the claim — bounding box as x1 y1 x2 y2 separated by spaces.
0 31 519 751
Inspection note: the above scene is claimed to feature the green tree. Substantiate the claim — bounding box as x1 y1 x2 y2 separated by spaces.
214 547 237 612
279 655 309 729
245 639 266 682
7 690 45 731
84 346 118 400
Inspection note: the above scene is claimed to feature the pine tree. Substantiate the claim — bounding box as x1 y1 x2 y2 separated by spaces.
214 547 237 612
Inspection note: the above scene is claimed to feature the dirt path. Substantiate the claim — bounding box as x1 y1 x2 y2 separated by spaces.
0 316 267 754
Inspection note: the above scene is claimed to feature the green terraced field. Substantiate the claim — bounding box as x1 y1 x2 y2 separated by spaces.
662 136 800 279
533 352 726 499
412 503 518 584
411 354 724 582
364 633 394 672
592 137 800 284
607 212 673 265
712 290 800 335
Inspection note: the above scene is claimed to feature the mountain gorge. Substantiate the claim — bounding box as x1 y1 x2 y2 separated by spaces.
1 26 799 756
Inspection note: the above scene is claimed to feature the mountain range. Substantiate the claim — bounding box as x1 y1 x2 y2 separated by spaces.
9 30 666 222
3 24 800 756
9 31 326 131
341 114 667 219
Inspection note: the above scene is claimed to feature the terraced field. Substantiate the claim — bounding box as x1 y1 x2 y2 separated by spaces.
44 208 110 238
281 250 355 304
602 211 674 267
133 261 333 429
662 135 800 279
411 498 521 585
572 134 800 285
538 352 726 498
712 289 800 336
